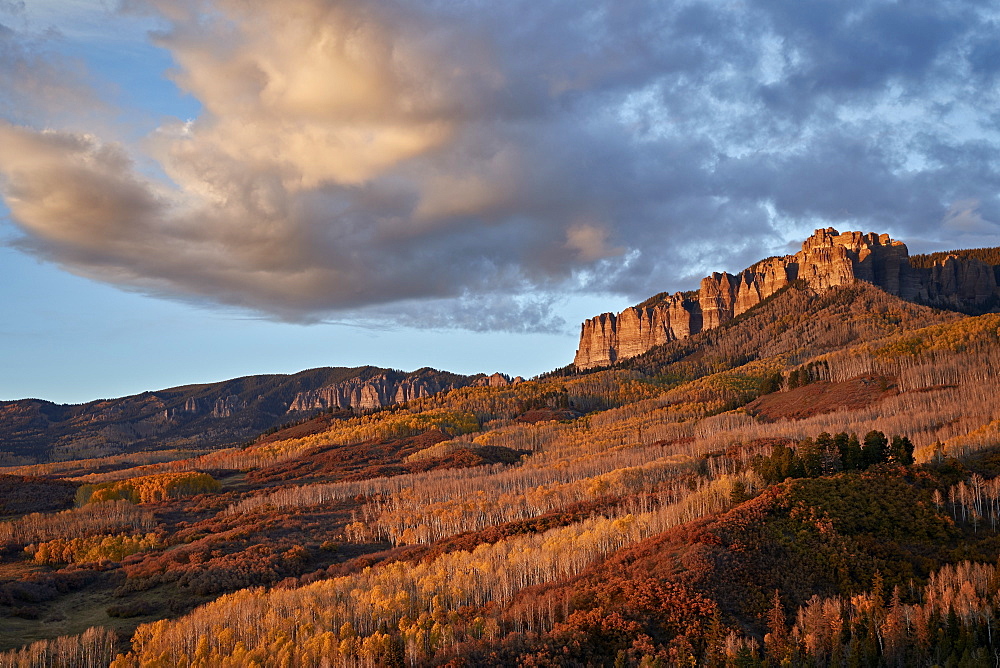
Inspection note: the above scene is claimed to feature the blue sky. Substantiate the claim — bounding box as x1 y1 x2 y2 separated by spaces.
2 0 1000 403
0 0 629 402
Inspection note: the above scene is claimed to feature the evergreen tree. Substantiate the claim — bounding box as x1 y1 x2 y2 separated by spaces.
758 373 784 395
799 438 824 477
889 435 915 466
863 431 889 467
816 432 843 474
842 434 864 471
704 611 726 668
764 590 788 665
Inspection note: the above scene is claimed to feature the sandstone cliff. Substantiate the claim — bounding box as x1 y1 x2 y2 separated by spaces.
0 366 511 464
287 370 518 412
573 228 1000 369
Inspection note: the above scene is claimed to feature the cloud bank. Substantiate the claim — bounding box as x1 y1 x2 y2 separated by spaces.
2 0 1000 329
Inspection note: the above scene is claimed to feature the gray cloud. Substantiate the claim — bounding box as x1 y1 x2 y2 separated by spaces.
1 0 999 330
0 18 105 125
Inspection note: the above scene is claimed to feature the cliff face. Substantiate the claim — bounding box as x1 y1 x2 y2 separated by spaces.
573 228 1000 369
0 367 516 465
571 293 700 366
287 370 518 412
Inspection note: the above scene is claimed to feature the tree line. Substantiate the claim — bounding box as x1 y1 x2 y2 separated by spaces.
752 431 914 484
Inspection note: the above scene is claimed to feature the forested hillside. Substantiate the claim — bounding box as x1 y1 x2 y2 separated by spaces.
3 282 1000 666
0 366 484 467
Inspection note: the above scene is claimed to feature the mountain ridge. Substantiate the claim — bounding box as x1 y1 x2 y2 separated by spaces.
0 366 518 465
5 263 1000 663
574 227 1000 369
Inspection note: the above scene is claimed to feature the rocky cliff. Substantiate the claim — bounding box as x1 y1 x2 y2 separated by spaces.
287 370 519 412
573 228 1000 369
0 367 515 464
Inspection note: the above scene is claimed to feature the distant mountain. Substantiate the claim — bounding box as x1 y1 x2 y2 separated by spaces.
0 366 517 465
574 227 1000 368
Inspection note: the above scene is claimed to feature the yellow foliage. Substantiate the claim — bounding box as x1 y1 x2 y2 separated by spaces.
871 313 1000 360
113 470 762 667
76 472 220 506
26 532 164 565
926 418 1000 462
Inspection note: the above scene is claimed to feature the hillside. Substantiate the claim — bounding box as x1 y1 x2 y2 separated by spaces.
574 228 1000 368
620 281 960 379
4 232 1000 665
0 367 511 467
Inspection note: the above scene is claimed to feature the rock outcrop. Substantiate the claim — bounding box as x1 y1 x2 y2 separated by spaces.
573 228 1000 369
0 366 515 464
572 293 701 367
287 369 518 412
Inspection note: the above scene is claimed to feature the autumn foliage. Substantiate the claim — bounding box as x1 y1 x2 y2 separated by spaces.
26 532 164 566
5 284 1000 665
74 472 220 506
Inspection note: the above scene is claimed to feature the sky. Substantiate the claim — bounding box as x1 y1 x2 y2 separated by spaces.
2 0 1000 404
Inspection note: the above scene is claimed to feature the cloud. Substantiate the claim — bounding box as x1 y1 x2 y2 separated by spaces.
1 0 1000 328
0 19 105 125
565 223 623 263
355 293 568 334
